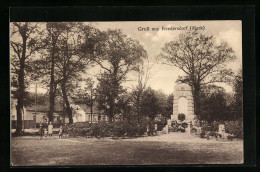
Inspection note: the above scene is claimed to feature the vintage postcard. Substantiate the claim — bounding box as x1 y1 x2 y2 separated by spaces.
10 21 243 166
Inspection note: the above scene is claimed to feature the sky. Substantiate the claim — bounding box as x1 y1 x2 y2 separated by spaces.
27 21 242 95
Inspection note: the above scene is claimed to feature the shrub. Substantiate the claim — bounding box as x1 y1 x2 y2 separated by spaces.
171 126 178 132
181 122 188 128
177 126 185 132
147 120 155 135
112 121 147 137
200 125 213 138
156 121 166 131
112 122 128 137
74 122 90 128
191 127 197 133
62 120 155 138
224 120 243 138
211 121 220 132
90 122 111 137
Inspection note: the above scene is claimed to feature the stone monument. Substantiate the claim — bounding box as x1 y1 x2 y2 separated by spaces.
171 82 195 122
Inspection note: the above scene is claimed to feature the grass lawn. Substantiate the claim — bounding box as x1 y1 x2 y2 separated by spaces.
11 136 243 166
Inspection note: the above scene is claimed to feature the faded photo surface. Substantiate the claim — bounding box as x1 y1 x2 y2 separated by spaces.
10 21 243 166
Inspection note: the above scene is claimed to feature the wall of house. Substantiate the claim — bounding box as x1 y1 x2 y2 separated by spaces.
63 113 109 123
11 120 36 129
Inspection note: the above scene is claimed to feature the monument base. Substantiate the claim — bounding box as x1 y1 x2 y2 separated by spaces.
171 114 195 122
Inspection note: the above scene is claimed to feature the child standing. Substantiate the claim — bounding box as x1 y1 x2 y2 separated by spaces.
58 125 63 139
63 124 68 138
39 122 44 140
44 129 48 139
48 122 53 138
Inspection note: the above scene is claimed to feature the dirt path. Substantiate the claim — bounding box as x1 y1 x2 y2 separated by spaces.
122 132 242 144
11 133 243 166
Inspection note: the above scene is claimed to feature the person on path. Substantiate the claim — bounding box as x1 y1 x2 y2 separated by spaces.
48 122 53 138
58 125 63 139
44 129 48 139
63 124 69 138
39 122 44 140
43 119 48 129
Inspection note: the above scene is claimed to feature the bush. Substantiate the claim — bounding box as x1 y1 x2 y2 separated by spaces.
177 126 185 132
198 120 243 139
224 120 243 138
74 122 90 128
155 121 166 131
191 127 197 133
62 120 157 138
112 122 128 137
200 125 214 138
181 122 188 128
147 120 155 135
112 121 147 137
90 122 111 137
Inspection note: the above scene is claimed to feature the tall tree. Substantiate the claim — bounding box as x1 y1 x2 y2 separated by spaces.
116 93 132 122
71 78 96 123
95 29 147 122
161 93 174 118
130 58 153 122
230 68 243 120
55 23 102 124
140 87 160 120
33 22 68 123
95 72 126 122
154 90 168 117
160 31 235 121
200 85 229 123
45 23 68 123
10 22 42 134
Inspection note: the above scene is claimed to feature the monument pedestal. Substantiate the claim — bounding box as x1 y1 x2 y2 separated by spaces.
171 83 195 122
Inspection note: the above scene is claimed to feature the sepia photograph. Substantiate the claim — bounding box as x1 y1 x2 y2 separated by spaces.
10 20 243 166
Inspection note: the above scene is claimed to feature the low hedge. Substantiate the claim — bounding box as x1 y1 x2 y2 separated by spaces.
66 120 149 138
198 120 243 139
224 120 243 138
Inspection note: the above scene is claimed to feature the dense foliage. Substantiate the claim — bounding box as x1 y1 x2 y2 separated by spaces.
160 31 236 120
224 120 243 138
66 120 149 138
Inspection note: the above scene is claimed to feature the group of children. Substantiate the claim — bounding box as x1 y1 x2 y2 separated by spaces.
39 121 69 139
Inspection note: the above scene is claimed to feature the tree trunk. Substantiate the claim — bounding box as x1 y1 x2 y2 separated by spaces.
15 68 25 134
48 82 57 123
137 95 140 122
90 91 93 123
47 48 57 123
108 107 113 122
15 35 27 135
61 82 73 124
192 84 202 125
108 99 114 122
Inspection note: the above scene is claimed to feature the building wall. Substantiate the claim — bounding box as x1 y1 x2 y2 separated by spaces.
63 113 109 124
11 120 36 129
